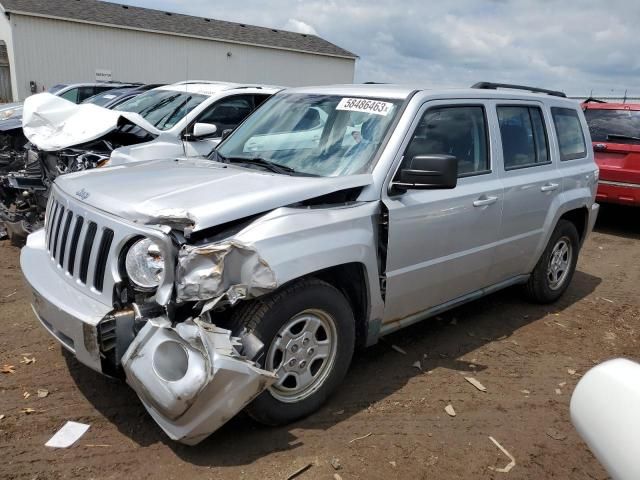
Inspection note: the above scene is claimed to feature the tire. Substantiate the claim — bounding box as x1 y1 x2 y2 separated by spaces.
525 220 580 304
229 278 355 426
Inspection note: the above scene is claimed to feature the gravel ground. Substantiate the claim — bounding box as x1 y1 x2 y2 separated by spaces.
0 204 638 479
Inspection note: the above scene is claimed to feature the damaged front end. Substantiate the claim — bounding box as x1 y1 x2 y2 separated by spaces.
122 316 276 445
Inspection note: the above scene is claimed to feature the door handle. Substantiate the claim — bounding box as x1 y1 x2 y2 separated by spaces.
473 195 498 207
540 183 559 192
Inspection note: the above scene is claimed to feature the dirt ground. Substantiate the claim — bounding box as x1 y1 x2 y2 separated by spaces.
0 204 638 480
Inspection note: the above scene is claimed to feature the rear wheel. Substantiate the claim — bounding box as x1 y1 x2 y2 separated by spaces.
525 220 579 303
230 278 355 425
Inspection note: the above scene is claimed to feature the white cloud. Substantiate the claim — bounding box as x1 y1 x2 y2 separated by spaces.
122 0 640 96
283 19 318 35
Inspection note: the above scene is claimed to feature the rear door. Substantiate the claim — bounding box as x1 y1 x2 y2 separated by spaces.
382 100 504 323
488 101 562 283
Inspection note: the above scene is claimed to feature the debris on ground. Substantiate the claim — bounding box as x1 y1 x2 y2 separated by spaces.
349 432 372 444
0 414 5 421
285 463 313 480
464 377 487 392
0 226 7 240
333 474 343 480
37 389 49 398
23 391 30 399
330 457 341 470
445 404 456 417
558 382 566 387
567 369 576 375
4 290 17 298
85 444 111 448
391 344 407 355
45 421 90 449
601 297 614 304
389 461 397 468
488 436 516 473
20 408 36 415
412 360 422 371
20 356 36 365
1 365 16 374
333 409 345 416
555 388 562 395
546 428 567 441
521 389 531 395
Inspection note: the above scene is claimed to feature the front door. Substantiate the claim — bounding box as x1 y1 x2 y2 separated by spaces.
382 101 503 323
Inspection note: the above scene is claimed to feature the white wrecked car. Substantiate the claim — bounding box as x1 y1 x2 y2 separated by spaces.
22 81 280 166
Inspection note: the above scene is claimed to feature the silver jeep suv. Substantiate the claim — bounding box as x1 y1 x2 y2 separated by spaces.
21 82 599 445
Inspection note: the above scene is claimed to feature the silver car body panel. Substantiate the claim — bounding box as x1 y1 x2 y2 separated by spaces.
21 84 599 444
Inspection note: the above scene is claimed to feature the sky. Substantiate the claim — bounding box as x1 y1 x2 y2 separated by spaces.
121 0 640 97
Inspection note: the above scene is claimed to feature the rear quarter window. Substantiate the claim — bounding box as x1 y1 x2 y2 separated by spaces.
551 107 587 161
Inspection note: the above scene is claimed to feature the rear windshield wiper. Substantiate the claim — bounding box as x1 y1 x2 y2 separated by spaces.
225 156 298 175
606 133 640 143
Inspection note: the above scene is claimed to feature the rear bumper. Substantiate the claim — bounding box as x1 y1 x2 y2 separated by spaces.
21 229 112 372
596 180 640 206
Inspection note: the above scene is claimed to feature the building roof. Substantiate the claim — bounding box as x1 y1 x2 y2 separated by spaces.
0 0 357 59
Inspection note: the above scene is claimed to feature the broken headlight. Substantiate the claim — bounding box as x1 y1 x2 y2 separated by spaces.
125 238 165 289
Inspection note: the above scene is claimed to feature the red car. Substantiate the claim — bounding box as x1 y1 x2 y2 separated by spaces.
582 100 640 206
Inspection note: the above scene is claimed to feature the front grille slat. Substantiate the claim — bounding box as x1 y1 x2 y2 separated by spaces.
46 202 59 252
79 222 97 284
93 228 114 292
51 206 65 259
58 211 73 267
67 216 84 275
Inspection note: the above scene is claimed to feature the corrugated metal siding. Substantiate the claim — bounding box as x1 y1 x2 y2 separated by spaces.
12 15 355 100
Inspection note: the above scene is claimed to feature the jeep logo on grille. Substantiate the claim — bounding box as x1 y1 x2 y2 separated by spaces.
75 188 90 200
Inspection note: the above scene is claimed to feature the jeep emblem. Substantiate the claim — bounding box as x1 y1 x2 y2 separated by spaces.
75 188 90 200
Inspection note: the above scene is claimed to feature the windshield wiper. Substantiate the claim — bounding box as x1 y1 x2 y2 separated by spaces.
225 156 297 175
607 133 640 143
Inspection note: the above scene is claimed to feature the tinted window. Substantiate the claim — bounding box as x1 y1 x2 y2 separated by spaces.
404 106 489 176
77 86 99 103
195 95 254 137
59 87 79 103
583 108 640 143
551 107 587 161
497 106 549 169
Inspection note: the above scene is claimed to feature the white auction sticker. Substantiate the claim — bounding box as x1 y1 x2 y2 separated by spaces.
336 98 393 116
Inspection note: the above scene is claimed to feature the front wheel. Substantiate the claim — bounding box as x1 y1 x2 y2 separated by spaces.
230 278 355 426
525 220 580 303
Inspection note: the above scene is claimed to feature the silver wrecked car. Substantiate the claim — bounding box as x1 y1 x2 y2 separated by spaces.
21 82 599 444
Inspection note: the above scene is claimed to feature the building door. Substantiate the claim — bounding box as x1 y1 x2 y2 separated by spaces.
0 41 12 102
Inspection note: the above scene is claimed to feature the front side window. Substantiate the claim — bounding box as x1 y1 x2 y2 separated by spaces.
193 95 254 137
551 107 587 161
583 108 640 143
59 87 79 103
114 90 208 130
216 94 402 177
403 106 489 176
497 106 549 169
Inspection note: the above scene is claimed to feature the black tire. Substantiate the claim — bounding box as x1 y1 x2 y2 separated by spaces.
525 220 580 304
229 278 355 426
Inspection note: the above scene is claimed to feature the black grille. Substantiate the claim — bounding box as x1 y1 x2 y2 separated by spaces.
79 222 97 284
67 216 84 276
93 229 114 292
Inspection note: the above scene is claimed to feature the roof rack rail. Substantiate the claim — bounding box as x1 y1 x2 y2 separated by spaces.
471 82 567 98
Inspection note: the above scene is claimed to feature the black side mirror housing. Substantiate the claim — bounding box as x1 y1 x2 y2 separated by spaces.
393 154 458 190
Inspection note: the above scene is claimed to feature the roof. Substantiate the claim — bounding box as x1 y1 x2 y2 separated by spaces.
0 0 357 59
159 82 281 96
285 84 582 105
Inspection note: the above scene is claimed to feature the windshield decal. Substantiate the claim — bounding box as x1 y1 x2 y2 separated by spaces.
336 98 393 116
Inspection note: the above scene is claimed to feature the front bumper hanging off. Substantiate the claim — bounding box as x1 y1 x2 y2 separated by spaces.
22 229 277 445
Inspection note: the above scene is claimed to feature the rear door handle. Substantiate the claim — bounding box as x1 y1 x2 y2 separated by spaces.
473 195 498 207
541 183 559 192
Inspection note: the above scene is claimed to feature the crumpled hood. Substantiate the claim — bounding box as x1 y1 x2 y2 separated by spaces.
55 157 373 232
22 92 160 151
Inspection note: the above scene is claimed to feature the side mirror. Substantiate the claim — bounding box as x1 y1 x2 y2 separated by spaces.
392 154 458 191
187 123 218 140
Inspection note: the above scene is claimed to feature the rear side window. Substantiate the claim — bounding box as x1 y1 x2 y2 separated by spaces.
404 106 489 177
551 107 587 161
583 108 640 143
497 106 549 169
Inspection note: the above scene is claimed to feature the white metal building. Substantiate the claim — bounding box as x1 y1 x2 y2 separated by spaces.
0 0 357 101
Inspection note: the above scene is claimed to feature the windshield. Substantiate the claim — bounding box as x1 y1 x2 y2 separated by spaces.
113 90 207 130
215 94 402 177
584 108 640 143
83 91 125 107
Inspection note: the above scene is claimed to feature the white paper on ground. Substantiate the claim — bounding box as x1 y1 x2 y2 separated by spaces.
45 421 90 448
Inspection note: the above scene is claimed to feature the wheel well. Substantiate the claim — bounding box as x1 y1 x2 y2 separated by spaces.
559 207 588 244
313 263 369 349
